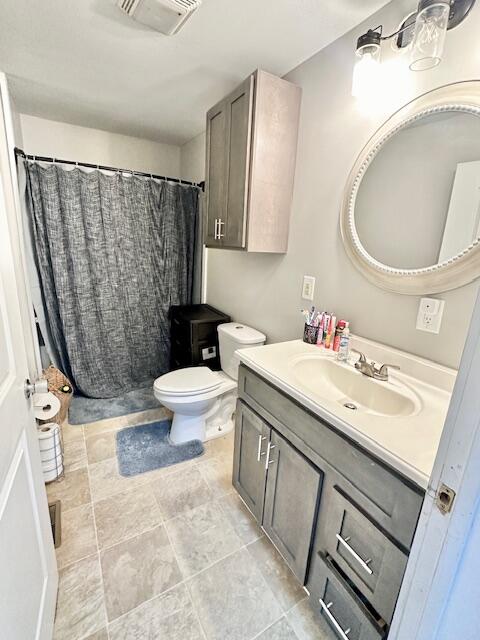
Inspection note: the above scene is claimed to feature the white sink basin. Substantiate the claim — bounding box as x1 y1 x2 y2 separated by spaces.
236 338 455 488
291 355 420 417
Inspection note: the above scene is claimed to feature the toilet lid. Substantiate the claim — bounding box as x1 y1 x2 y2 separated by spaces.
154 367 222 396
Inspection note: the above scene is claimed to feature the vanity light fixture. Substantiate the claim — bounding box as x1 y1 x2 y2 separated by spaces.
353 0 476 95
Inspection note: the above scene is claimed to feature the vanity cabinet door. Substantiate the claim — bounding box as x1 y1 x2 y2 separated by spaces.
263 430 322 583
233 401 270 522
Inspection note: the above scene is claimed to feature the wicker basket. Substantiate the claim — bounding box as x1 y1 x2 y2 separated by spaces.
39 365 73 425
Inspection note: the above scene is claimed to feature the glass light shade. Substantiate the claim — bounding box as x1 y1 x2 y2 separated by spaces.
352 44 381 98
410 1 450 71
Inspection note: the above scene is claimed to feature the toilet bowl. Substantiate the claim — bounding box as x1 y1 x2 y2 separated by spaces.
154 322 266 443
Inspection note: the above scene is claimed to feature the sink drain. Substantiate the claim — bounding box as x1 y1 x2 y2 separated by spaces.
343 402 358 410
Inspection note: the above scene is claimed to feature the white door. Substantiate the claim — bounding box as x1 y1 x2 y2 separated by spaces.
0 107 57 638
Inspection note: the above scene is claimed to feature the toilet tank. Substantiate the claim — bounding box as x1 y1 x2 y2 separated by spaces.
217 323 266 380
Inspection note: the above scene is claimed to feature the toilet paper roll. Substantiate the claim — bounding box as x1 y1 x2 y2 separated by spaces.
42 454 63 473
43 465 63 484
37 422 61 453
33 393 61 421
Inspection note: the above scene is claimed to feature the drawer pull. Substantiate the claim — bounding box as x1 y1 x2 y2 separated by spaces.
257 435 267 462
336 534 373 576
265 442 276 469
319 599 352 640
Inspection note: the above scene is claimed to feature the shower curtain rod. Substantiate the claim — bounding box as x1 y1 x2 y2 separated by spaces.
14 147 205 191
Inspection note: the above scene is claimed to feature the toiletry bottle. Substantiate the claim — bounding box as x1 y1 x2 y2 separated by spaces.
325 315 336 349
337 322 350 361
316 312 325 346
333 320 346 352
322 313 330 345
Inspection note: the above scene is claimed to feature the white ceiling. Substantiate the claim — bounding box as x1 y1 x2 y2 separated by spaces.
0 0 390 145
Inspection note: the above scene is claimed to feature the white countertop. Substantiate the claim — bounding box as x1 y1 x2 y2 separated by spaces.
237 338 456 489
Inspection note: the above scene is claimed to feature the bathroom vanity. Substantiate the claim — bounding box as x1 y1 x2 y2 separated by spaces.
233 339 454 639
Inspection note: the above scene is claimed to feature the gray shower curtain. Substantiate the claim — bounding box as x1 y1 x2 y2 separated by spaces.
25 162 200 398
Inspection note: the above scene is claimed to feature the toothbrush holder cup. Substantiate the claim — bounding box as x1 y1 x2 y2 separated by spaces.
303 323 319 345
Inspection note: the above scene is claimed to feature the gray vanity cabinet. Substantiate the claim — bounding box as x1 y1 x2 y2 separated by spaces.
233 401 321 582
262 429 322 583
232 401 269 522
205 69 301 252
235 364 426 640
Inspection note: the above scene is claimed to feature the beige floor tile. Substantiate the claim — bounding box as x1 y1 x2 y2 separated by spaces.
86 430 117 464
287 598 332 639
83 629 108 640
82 415 127 437
218 491 262 545
151 465 214 519
61 421 84 444
47 468 91 512
94 483 163 549
247 537 306 612
257 617 299 640
88 457 149 502
203 431 234 461
100 525 182 621
108 583 203 640
166 500 243 577
56 504 97 569
197 456 233 497
53 555 106 640
122 406 171 427
63 438 87 473
187 547 283 640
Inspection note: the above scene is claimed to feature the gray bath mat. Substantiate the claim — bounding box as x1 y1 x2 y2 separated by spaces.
69 386 160 425
116 419 204 476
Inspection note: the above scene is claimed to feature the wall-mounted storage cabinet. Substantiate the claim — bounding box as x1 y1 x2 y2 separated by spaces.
205 69 301 253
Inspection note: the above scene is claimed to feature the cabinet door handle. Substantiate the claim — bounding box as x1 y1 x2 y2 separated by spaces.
257 435 267 462
336 534 373 576
217 218 225 238
319 599 351 640
214 218 219 239
265 442 276 469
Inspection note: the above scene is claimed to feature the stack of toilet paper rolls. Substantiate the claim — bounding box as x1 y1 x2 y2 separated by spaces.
37 422 63 482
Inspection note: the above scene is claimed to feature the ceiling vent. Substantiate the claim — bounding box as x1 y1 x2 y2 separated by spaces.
117 0 202 35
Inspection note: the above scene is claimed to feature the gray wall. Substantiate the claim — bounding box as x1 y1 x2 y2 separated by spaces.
202 0 480 369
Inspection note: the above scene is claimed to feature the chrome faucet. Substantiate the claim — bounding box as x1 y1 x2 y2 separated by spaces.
352 350 400 381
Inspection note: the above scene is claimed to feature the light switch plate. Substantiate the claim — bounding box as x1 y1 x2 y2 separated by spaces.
416 297 445 334
302 275 315 301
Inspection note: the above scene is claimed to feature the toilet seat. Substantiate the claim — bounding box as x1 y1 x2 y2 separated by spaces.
154 367 222 397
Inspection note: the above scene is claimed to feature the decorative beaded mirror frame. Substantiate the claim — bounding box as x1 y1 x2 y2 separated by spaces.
340 81 480 294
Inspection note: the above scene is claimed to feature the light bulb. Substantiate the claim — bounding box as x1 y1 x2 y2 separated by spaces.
352 47 381 98
410 0 450 71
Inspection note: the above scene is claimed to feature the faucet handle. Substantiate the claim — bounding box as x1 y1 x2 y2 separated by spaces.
376 363 400 380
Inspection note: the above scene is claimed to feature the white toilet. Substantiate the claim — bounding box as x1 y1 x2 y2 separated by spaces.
153 322 266 444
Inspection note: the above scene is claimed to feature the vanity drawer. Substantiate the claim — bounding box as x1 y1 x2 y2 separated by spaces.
308 552 386 640
238 364 424 550
320 481 408 624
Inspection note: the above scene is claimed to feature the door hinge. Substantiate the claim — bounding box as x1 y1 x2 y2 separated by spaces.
435 483 456 515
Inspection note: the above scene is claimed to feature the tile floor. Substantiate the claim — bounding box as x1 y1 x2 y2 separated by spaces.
48 407 331 640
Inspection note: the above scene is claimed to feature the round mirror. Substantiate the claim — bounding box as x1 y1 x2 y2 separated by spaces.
341 82 480 294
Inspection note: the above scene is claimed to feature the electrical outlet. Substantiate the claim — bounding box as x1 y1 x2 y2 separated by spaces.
416 297 445 334
302 275 315 301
